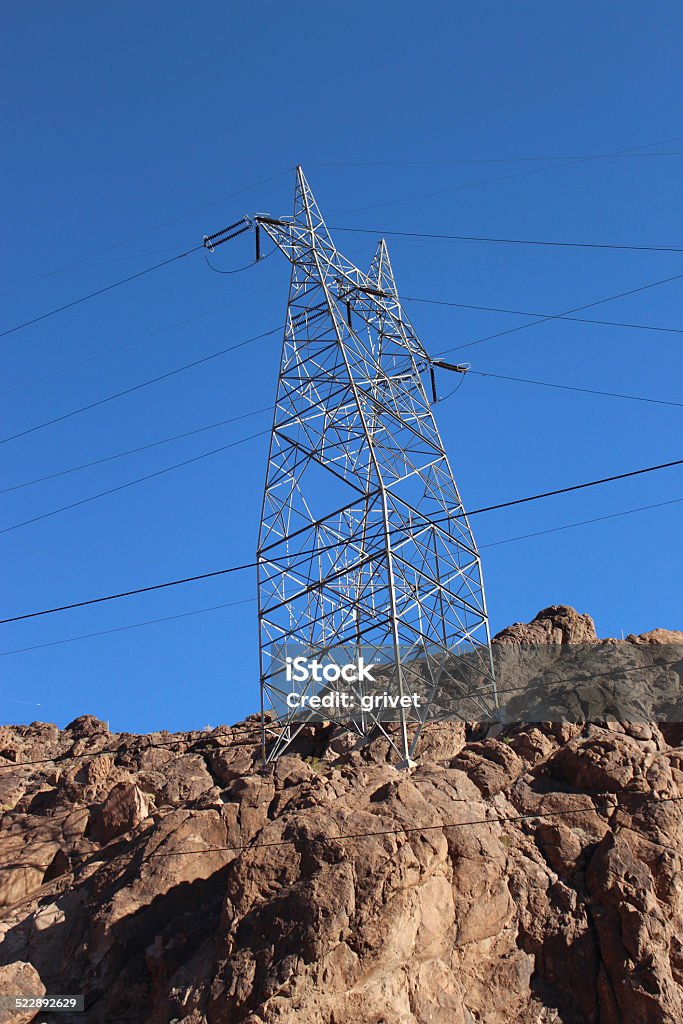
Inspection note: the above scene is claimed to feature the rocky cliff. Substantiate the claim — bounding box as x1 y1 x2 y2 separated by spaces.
1 607 682 1024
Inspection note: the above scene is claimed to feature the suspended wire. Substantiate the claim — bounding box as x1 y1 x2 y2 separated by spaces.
404 294 683 337
0 561 259 626
0 245 190 296
0 787 678 901
0 244 372 412
0 220 679 465
0 171 286 339
437 268 683 355
465 368 683 409
2 491 681 657
9 419 681 544
0 325 280 447
11 355 676 501
480 495 683 549
4 737 680 875
0 723 679 859
3 167 292 296
6 137 680 302
434 370 468 403
203 246 276 275
144 792 683 859
0 245 203 340
0 282 281 401
0 407 270 495
3 137 680 341
0 597 256 657
433 361 683 410
0 728 263 773
4 269 682 454
312 149 683 167
332 158 595 217
333 225 683 254
0 426 270 537
432 456 683 528
331 134 683 218
0 273 678 546
2 453 682 626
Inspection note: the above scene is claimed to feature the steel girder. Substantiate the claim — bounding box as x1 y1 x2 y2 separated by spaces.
256 167 496 766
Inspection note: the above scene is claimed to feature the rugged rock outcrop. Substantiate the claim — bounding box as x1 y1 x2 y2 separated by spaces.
494 605 599 645
0 607 682 1023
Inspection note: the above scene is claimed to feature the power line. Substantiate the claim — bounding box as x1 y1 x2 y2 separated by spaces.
2 493 680 658
0 728 263 773
331 134 683 218
2 453 682 626
332 157 593 216
441 456 683 524
1 728 678 861
3 168 291 297
0 240 374 403
481 495 683 549
435 372 467 404
0 597 256 657
0 243 374 428
0 288 679 542
0 282 281 401
130 792 683 859
5 268 681 453
4 138 679 341
7 139 678 300
334 225 683 254
203 247 276 275
5 738 679 870
7 424 681 547
463 369 683 410
0 562 259 626
438 268 683 355
0 170 287 339
313 151 683 167
0 246 203 340
0 245 188 296
0 326 280 446
0 407 270 495
0 426 270 537
404 294 683 337
2 229 680 460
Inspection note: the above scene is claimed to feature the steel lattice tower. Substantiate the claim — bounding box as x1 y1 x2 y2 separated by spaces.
256 168 496 767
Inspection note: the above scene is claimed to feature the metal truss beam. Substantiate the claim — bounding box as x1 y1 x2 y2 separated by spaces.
256 167 496 767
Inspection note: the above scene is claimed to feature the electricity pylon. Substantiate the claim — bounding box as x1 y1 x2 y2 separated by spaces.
255 167 496 767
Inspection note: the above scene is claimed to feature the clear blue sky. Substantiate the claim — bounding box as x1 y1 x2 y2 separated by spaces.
1 2 682 732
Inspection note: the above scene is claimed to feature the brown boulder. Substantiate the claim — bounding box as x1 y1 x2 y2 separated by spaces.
90 781 150 844
450 738 526 796
626 627 683 644
0 962 45 1024
494 604 598 644
64 715 109 738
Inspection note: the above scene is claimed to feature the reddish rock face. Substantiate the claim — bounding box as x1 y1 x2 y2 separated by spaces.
494 604 598 644
90 781 151 844
0 608 681 1023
